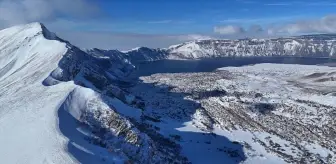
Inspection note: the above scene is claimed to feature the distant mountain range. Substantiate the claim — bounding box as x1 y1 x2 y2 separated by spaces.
86 34 336 63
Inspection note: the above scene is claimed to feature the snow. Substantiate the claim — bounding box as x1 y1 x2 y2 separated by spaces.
63 87 97 120
177 123 243 164
154 119 287 164
303 142 332 158
121 47 142 53
0 82 76 164
177 121 288 164
103 95 142 120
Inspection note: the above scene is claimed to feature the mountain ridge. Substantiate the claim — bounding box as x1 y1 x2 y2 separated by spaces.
0 22 188 163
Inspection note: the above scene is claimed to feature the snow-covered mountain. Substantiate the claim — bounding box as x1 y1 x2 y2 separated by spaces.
0 22 336 164
87 35 336 61
0 22 80 163
0 23 186 163
167 36 336 59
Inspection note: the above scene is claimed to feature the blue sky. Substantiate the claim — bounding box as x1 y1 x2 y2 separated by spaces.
0 0 336 49
87 0 336 34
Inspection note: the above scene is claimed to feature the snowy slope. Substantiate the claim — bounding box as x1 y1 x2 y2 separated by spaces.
0 23 79 163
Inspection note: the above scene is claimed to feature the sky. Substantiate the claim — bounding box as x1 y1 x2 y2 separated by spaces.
0 0 336 50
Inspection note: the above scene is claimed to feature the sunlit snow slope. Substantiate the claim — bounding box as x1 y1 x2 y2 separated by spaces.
0 23 81 164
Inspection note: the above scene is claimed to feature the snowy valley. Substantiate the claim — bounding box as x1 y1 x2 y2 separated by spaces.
0 23 335 164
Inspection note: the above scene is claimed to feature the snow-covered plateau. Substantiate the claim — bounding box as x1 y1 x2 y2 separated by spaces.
0 23 335 164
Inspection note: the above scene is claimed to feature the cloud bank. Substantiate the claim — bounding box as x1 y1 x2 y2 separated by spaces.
214 24 264 36
269 15 336 34
215 15 336 37
0 0 98 27
214 25 245 35
56 31 214 51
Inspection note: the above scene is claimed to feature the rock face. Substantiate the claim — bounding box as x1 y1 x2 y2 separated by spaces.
46 45 134 86
86 47 168 64
124 47 169 62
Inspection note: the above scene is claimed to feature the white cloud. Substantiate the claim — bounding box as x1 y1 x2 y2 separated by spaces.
264 1 336 6
145 20 194 24
269 15 336 34
305 2 336 6
214 25 245 35
51 14 335 50
235 0 256 4
147 20 173 24
264 3 292 6
219 15 304 24
0 0 99 27
248 25 263 33
213 24 265 36
53 29 213 50
215 14 336 37
176 34 213 41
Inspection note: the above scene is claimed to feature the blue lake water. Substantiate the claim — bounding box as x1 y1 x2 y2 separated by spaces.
133 57 336 77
